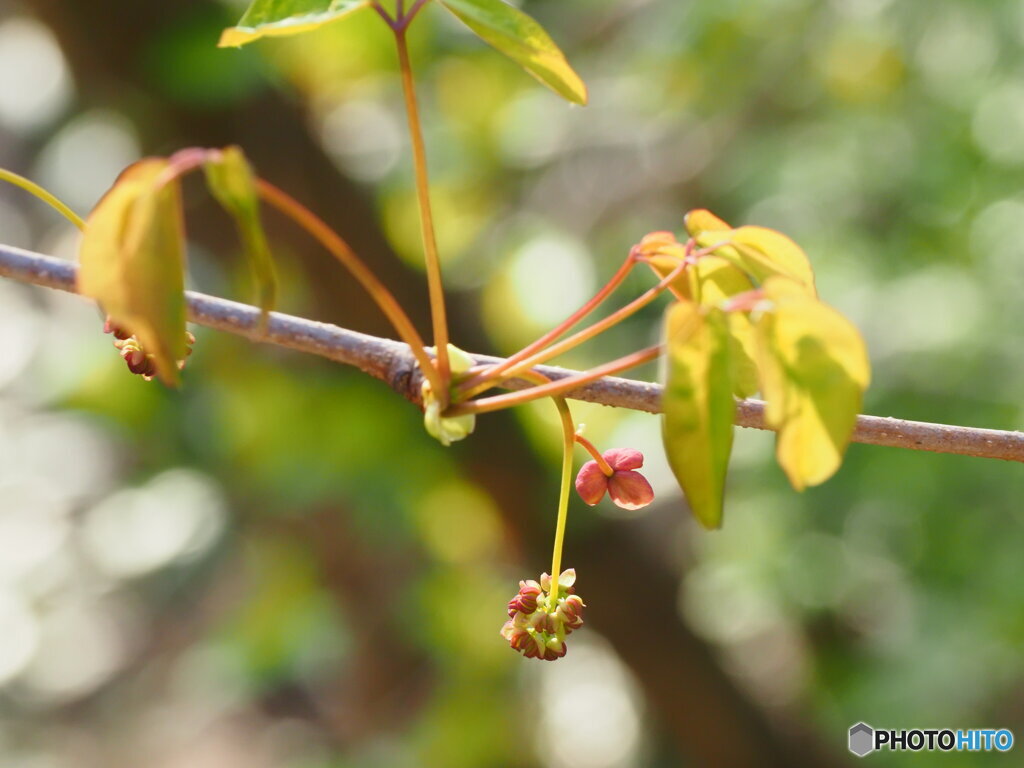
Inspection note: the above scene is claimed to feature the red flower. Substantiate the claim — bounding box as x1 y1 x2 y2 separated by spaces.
575 448 654 510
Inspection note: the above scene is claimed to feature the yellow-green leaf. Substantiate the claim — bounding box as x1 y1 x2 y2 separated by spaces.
647 249 759 399
731 226 816 294
727 312 759 399
219 0 369 47
754 277 870 491
78 159 187 386
684 208 730 238
686 256 760 397
204 146 278 327
683 209 817 295
661 301 736 529
692 255 755 305
438 0 587 105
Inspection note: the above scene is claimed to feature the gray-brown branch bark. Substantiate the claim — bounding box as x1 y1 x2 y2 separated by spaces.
2 241 1022 463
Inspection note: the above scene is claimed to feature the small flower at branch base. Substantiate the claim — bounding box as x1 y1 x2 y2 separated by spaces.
422 343 476 446
118 339 156 378
103 318 132 341
104 317 195 381
575 448 655 510
501 568 584 662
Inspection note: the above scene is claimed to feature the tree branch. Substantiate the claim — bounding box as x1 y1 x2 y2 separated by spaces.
2 242 1022 463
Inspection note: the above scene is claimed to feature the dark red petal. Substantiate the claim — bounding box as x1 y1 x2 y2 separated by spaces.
603 448 644 471
574 461 609 506
607 470 655 510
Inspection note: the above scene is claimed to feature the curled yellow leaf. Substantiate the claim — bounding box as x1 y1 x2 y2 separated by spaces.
755 277 870 490
78 159 187 386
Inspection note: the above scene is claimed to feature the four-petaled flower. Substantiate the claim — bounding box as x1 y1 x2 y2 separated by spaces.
575 448 654 510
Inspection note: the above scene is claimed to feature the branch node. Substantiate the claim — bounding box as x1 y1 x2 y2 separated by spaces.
388 350 423 408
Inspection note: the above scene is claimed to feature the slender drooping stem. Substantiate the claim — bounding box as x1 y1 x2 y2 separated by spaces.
450 344 662 416
256 179 444 395
459 254 639 394
515 366 577 608
575 432 614 475
395 28 451 391
549 395 576 608
0 169 84 230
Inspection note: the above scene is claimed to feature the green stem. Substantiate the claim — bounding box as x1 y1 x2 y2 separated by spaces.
255 178 444 396
395 28 451 395
549 395 576 609
448 344 661 416
517 367 575 609
0 169 84 230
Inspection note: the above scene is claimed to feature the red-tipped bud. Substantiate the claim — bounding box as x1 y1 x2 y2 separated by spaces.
557 594 586 632
507 580 543 617
105 323 196 381
542 637 567 661
120 346 155 377
103 317 132 340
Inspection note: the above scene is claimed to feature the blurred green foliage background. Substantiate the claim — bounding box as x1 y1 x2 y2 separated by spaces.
0 0 1021 765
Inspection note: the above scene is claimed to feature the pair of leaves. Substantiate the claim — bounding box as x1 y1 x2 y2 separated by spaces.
660 214 869 529
219 0 587 105
77 147 277 385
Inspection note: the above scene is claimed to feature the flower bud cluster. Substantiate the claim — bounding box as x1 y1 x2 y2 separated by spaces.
500 568 585 661
104 319 195 381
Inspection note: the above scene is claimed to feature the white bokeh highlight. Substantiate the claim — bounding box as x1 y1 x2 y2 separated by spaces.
81 469 227 580
534 638 644 768
0 17 71 131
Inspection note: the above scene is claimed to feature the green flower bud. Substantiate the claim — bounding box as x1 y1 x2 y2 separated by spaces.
422 344 476 446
